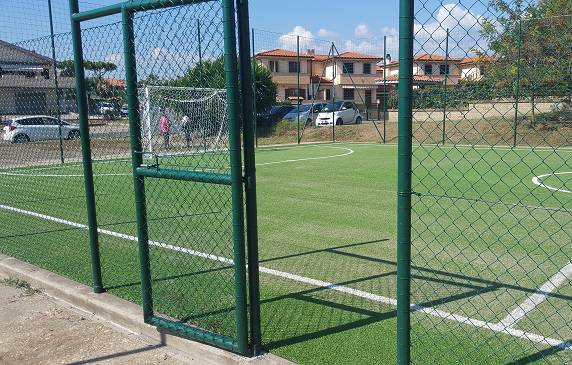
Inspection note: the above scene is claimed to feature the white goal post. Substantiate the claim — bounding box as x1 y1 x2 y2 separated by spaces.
138 85 228 156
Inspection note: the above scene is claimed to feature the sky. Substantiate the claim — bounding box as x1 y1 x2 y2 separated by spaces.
0 0 506 79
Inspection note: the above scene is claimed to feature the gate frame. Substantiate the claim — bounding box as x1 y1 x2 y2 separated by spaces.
69 0 260 356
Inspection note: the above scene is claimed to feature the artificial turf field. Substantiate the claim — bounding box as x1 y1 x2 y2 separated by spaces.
0 142 570 364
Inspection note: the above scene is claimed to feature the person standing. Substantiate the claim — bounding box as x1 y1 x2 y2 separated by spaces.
159 111 170 149
180 114 193 148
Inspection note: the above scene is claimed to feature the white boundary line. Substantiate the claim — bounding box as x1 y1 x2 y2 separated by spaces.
499 261 572 328
0 203 570 351
532 172 572 194
0 146 354 178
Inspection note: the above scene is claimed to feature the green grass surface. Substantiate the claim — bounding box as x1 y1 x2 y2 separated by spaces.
0 142 570 364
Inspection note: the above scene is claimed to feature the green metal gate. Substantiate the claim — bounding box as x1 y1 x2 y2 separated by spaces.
69 0 260 356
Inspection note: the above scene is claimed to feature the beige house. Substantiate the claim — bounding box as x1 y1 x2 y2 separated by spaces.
377 53 494 88
256 49 382 105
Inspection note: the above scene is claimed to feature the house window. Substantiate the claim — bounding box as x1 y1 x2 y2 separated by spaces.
424 64 433 75
479 66 486 76
289 61 300 73
325 89 331 100
439 64 450 75
343 62 354 74
343 88 355 100
363 63 372 74
269 60 279 72
365 90 372 105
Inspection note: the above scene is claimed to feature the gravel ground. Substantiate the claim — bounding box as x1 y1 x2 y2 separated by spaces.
0 277 189 365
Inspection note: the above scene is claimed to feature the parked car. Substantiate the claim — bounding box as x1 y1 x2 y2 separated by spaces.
96 102 115 115
120 104 129 117
256 105 295 127
315 101 363 126
283 103 327 125
2 116 80 143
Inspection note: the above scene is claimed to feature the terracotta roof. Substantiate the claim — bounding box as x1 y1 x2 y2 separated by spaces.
312 54 330 61
459 55 495 65
313 52 382 61
255 49 314 58
105 79 126 88
415 53 464 61
310 75 332 84
256 49 382 62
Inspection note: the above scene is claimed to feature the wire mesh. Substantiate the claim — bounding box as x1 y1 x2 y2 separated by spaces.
130 1 239 340
252 29 389 146
409 0 572 363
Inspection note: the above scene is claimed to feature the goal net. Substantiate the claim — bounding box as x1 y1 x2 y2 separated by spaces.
138 86 228 156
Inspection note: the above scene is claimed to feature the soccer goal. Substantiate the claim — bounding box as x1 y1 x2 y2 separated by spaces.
138 85 228 156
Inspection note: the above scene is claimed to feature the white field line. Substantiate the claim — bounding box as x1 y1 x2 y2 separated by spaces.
0 147 354 177
499 261 572 329
532 172 572 194
0 203 571 351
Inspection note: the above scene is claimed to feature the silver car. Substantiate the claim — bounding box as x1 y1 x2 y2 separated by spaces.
2 115 80 143
283 103 327 125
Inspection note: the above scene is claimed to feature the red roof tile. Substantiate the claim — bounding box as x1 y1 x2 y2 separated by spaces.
255 49 314 58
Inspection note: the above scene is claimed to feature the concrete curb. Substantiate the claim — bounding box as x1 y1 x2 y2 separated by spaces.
0 255 295 365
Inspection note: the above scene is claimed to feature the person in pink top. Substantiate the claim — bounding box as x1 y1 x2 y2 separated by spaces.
159 111 170 149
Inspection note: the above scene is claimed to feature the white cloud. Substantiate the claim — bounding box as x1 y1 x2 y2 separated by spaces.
354 24 371 38
414 3 485 56
317 28 336 39
279 26 316 50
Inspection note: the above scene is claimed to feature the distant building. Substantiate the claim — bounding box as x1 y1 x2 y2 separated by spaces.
0 39 75 116
255 49 382 106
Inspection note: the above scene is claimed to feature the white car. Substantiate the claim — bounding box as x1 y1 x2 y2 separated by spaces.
315 101 363 126
97 102 115 115
283 103 327 125
3 116 80 143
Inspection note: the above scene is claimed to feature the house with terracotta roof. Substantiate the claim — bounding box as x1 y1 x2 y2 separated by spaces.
255 49 382 106
378 53 494 87
459 56 494 81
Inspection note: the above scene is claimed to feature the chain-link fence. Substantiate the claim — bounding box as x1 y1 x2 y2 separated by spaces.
252 28 395 146
0 0 258 356
399 0 572 363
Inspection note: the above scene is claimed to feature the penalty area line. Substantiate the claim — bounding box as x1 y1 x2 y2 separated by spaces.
0 202 570 351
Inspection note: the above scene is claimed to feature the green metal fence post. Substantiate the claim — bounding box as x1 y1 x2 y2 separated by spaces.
48 0 65 164
197 19 203 85
121 7 154 321
383 35 387 144
237 0 262 354
69 0 104 294
251 28 258 148
331 43 336 143
397 0 414 363
513 19 522 148
222 0 249 355
442 28 449 145
297 35 301 144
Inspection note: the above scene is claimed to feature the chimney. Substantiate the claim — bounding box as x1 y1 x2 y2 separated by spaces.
307 49 315 56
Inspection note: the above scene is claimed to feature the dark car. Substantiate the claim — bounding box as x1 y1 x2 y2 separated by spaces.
256 105 295 127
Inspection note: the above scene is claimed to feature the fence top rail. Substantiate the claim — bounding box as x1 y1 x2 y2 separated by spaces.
72 0 213 22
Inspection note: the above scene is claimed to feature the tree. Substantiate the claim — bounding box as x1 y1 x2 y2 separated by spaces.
481 0 572 124
57 60 76 77
170 57 277 112
253 61 277 113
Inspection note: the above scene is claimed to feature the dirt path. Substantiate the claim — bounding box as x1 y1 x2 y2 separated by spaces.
0 277 189 365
